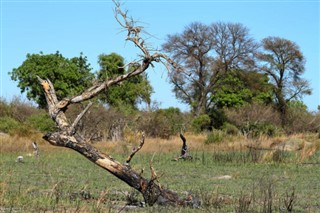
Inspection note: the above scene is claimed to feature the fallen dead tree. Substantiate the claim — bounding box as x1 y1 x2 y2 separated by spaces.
38 1 198 207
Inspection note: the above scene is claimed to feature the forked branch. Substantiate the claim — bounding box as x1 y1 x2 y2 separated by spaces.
38 0 197 207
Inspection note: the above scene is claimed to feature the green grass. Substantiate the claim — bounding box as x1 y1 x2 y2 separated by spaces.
1 148 320 212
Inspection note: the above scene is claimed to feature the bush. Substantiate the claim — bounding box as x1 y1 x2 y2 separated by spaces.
137 107 187 139
222 123 239 135
0 116 34 136
66 104 129 142
26 113 56 132
224 103 282 137
0 116 20 133
285 101 320 133
192 114 211 133
205 129 226 144
241 122 282 138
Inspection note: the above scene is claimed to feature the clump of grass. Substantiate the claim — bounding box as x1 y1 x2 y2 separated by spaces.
234 192 252 213
205 129 227 144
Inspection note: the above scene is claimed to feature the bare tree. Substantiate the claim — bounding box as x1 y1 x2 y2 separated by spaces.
210 22 258 72
256 36 311 126
162 22 258 116
37 1 196 207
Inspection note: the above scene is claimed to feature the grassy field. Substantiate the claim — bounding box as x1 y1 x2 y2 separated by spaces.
1 133 320 212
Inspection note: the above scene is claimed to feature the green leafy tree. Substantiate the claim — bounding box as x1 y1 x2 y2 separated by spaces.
10 51 94 108
257 37 311 126
211 70 273 108
96 53 153 111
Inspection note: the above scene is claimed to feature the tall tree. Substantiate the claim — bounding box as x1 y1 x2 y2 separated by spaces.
96 53 153 110
256 36 311 125
10 52 94 108
162 22 258 116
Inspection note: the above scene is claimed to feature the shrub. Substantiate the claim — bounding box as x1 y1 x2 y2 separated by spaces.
224 103 282 137
26 113 56 132
285 101 320 133
0 116 33 136
222 123 239 135
192 114 211 133
225 103 281 127
137 107 187 139
65 103 128 142
205 129 226 144
241 122 282 138
0 116 20 134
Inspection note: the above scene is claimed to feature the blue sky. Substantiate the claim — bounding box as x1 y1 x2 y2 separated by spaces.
1 0 319 111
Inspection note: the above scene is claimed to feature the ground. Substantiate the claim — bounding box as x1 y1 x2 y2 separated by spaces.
0 133 319 212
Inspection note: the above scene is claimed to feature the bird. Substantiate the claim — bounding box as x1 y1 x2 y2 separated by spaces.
16 156 24 163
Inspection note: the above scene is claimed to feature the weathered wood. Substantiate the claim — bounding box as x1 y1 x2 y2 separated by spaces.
37 1 196 207
32 141 39 158
41 123 193 206
173 133 193 161
126 133 145 164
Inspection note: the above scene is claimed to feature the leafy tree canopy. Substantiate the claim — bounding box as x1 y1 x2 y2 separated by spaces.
96 53 153 111
211 70 273 108
10 51 94 108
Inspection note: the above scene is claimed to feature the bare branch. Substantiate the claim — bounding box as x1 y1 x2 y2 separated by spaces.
38 1 196 207
114 0 149 57
149 160 159 183
69 102 93 135
126 132 145 164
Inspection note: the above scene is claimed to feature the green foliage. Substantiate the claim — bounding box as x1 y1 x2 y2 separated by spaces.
96 53 153 110
10 51 94 108
0 116 20 134
212 70 273 109
192 114 211 133
205 129 226 144
26 113 56 132
222 123 239 135
0 116 33 136
288 100 308 111
212 72 251 108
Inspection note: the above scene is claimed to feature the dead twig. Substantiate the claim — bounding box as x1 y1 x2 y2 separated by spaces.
126 133 145 164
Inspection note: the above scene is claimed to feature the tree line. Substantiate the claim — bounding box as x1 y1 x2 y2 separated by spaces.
8 21 316 136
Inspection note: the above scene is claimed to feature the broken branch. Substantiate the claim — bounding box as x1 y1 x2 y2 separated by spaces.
126 132 145 164
69 102 93 135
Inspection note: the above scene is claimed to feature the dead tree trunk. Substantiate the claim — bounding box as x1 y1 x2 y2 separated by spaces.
38 77 195 206
37 1 196 207
173 133 193 161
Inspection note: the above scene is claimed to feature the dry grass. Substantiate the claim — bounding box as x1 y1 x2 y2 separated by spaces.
1 132 319 163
